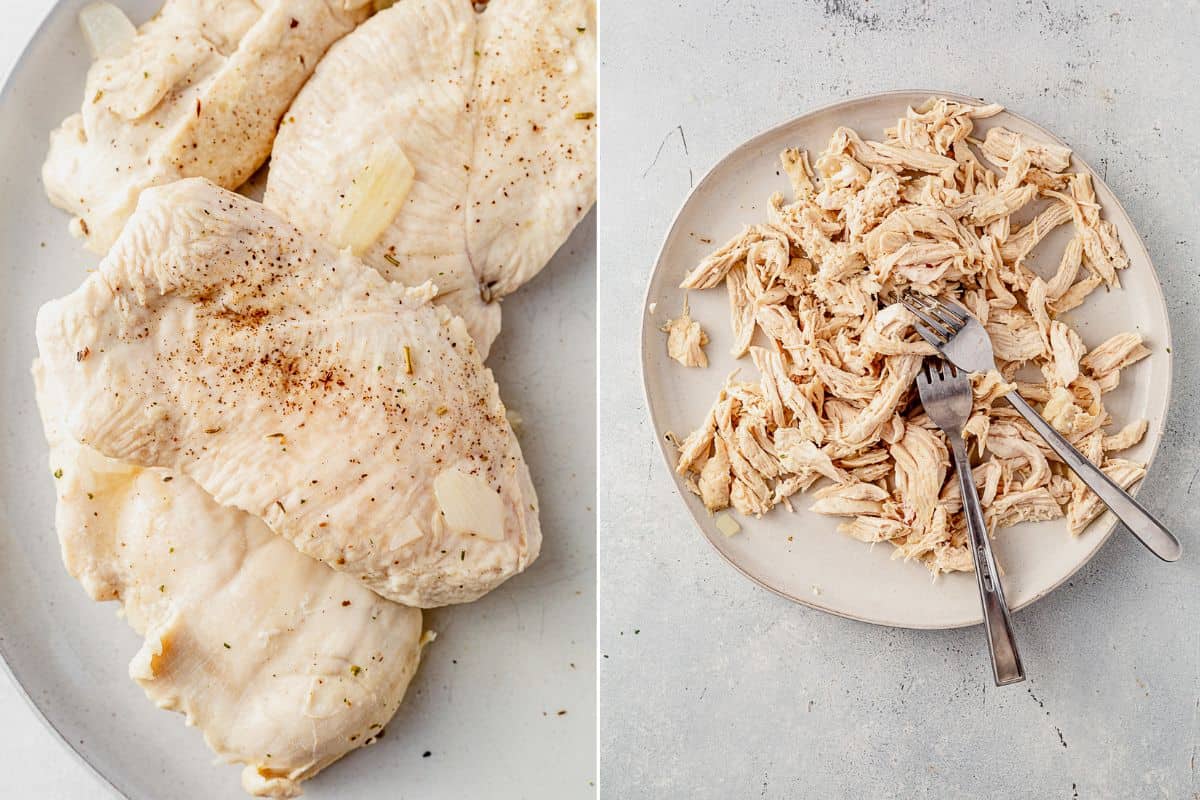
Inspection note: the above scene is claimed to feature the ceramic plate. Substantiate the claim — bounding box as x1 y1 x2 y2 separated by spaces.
0 2 595 798
641 90 1172 629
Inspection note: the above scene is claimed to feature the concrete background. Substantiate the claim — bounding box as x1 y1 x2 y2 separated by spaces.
598 2 1200 798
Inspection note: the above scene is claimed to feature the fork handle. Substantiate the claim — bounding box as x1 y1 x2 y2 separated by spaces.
949 434 1025 686
1004 391 1182 562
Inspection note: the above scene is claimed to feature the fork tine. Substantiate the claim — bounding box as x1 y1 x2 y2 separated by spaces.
932 358 965 382
906 291 966 333
928 304 966 332
901 291 938 318
918 362 940 396
910 290 964 318
900 294 953 341
901 290 937 310
935 295 972 321
907 311 945 350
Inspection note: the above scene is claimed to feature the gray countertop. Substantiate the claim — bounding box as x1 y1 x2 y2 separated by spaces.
598 2 1200 797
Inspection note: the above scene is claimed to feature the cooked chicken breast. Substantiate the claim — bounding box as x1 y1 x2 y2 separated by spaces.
35 363 424 800
36 178 540 607
43 0 371 255
263 0 596 355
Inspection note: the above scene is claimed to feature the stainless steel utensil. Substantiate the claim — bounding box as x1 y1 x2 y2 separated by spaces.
900 291 1181 563
915 358 1025 686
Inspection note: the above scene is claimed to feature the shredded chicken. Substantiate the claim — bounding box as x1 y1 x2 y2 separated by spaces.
661 296 710 367
673 97 1151 574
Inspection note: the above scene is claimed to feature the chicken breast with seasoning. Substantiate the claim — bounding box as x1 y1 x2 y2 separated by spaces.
35 363 425 800
36 178 541 607
43 0 371 255
263 0 596 355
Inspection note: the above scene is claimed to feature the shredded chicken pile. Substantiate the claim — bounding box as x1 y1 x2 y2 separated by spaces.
671 97 1152 575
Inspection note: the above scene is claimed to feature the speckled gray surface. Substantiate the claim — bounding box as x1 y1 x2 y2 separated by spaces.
597 2 1200 798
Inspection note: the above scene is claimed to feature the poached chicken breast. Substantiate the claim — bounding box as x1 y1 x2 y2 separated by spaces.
35 363 425 799
264 0 596 355
36 178 541 608
43 0 371 254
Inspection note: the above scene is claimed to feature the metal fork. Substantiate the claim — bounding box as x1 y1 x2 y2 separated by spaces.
916 358 1025 686
901 291 1181 562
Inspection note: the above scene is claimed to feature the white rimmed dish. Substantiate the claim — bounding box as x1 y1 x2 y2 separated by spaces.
641 90 1172 629
0 2 596 798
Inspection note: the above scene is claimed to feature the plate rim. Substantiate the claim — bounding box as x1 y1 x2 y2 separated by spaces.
0 1 130 797
639 88 1175 630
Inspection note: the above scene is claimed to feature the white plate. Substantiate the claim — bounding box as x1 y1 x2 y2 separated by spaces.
0 2 595 798
641 90 1172 630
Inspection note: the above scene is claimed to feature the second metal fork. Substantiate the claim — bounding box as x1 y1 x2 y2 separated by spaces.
901 290 1181 563
916 358 1025 686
